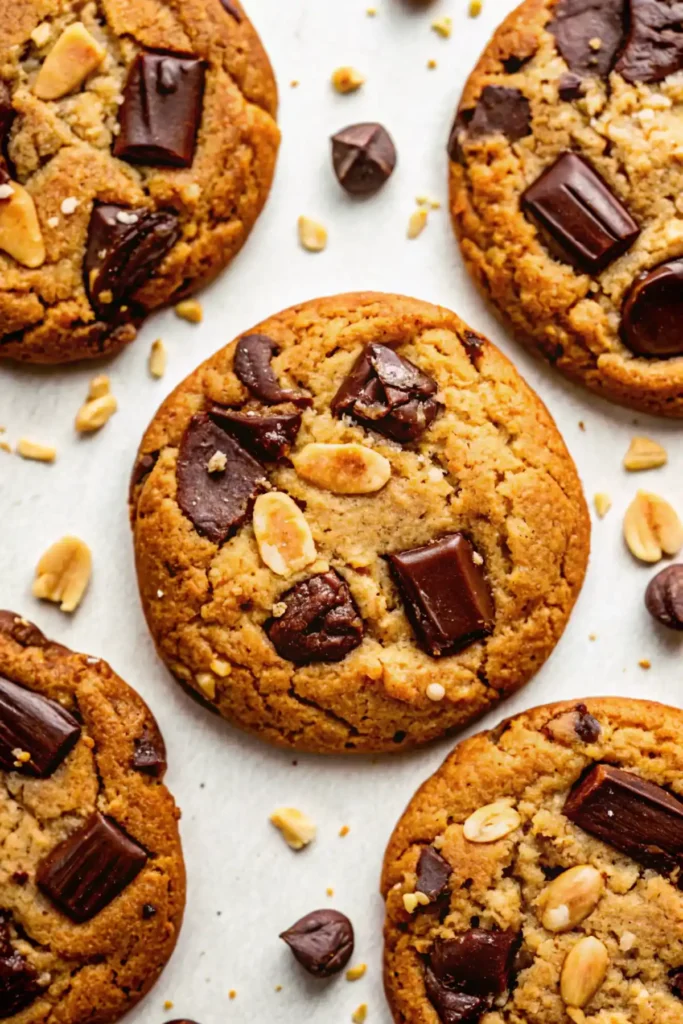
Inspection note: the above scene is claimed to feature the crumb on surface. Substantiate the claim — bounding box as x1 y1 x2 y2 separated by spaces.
346 963 367 982
339 825 350 837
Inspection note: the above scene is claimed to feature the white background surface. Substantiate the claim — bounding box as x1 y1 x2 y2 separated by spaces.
2 1 683 1022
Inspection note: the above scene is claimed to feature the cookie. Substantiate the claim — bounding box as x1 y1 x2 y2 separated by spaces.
449 0 683 417
382 697 683 1024
0 610 185 1024
130 292 590 754
0 0 278 363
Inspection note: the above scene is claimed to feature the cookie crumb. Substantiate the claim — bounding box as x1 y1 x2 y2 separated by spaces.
638 659 651 670
339 825 350 837
175 299 203 323
229 991 237 1000
427 59 437 69
594 493 612 519
578 421 586 431
298 216 328 252
163 1001 173 1011
407 208 428 239
149 339 167 379
275 985 283 992
589 633 597 641
17 438 57 463
60 196 81 216
331 67 365 94
270 807 317 850
426 682 446 702
290 79 299 88
352 1005 368 1024
346 963 367 981
431 17 452 38
207 450 228 474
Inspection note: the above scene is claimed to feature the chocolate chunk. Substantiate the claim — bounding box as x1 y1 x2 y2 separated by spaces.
219 0 242 19
429 930 519 999
645 565 683 631
0 611 51 650
11 873 28 886
0 913 41 1017
331 122 397 196
266 571 364 665
671 970 683 999
387 534 494 658
233 335 312 407
461 330 484 365
85 203 180 318
558 72 585 100
621 259 683 358
502 54 534 73
468 86 532 143
573 704 602 743
424 971 485 1024
0 82 15 177
564 764 683 875
521 152 640 274
132 727 167 777
142 903 157 919
114 51 205 167
280 909 354 978
207 406 301 461
616 0 683 84
129 451 160 509
447 110 474 165
416 847 452 901
176 413 266 544
37 812 147 922
549 0 626 78
331 343 440 444
0 676 81 777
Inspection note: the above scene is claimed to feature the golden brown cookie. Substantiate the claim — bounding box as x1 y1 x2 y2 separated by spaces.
382 696 683 1024
0 0 278 363
449 0 683 417
0 610 185 1024
130 292 590 754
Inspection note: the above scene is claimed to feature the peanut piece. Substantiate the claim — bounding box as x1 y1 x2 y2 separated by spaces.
17 438 56 462
75 393 118 433
33 23 106 101
403 892 430 913
253 492 317 576
175 299 203 323
88 375 110 400
346 964 367 982
0 183 45 268
149 339 167 379
624 491 683 563
33 536 92 613
331 67 365 93
298 216 327 252
352 1006 367 1024
432 16 453 37
623 436 667 472
463 801 521 843
594 493 612 519
293 443 391 495
539 866 604 932
407 208 428 239
270 808 316 850
561 936 609 1009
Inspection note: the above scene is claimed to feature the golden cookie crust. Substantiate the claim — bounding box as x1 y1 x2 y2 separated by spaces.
450 0 683 417
382 697 683 1024
0 0 279 363
0 610 185 1024
130 292 590 754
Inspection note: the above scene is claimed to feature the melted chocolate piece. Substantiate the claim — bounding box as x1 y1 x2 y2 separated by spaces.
219 0 242 19
280 909 354 978
37 813 147 922
621 259 683 358
671 971 683 999
416 847 452 901
114 51 205 167
521 152 640 274
233 335 312 407
132 727 167 777
0 913 41 1017
176 413 266 544
388 534 494 658
0 82 14 177
573 704 602 742
424 971 485 1024
85 203 180 318
461 330 484 365
616 0 683 84
129 451 160 509
645 565 683 631
0 676 80 777
468 86 532 143
331 122 397 196
266 571 364 665
0 612 51 650
331 343 440 444
564 764 683 875
447 110 474 166
207 406 301 461
430 931 519 998
549 0 626 78
558 72 585 100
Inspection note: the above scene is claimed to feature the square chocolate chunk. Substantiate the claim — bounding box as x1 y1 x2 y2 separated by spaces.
0 676 80 777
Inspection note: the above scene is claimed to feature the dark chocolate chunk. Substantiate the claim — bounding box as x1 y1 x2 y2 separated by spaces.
219 0 242 19
521 152 640 274
461 330 484 365
416 847 452 901
11 873 28 886
549 0 626 78
447 110 474 165
176 413 266 544
0 676 81 777
0 82 15 177
502 54 534 73
233 335 312 407
331 343 440 444
387 534 494 658
558 72 585 100
142 903 157 919
132 727 167 777
114 51 205 168
37 812 147 922
0 913 41 1017
564 764 683 875
331 122 397 196
645 566 683 631
0 612 51 650
207 406 301 461
280 909 354 978
266 571 364 665
129 451 160 509
429 930 519 999
621 259 683 358
573 704 602 743
85 203 180 318
671 970 683 999
424 971 485 1024
616 0 683 84
468 86 532 143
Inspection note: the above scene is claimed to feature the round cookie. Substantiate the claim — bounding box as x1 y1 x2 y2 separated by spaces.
382 697 683 1024
130 292 590 754
0 610 185 1024
0 0 278 363
449 0 683 416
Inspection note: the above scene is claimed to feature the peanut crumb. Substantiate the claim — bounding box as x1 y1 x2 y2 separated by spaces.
175 299 203 323
339 825 350 837
229 991 236 1000
326 887 334 897
17 438 57 463
30 22 52 47
594 493 612 519
639 659 651 670
367 7 377 15
0 184 14 200
426 682 446 702
163 1002 173 1011
272 602 287 618
47 216 59 228
82 736 95 749
469 0 483 15
403 892 430 913
33 536 92 613
88 375 110 400
196 673 217 700
589 37 603 50
149 339 167 379
270 807 317 850
207 450 227 474
60 196 80 216
346 963 367 982
352 1005 368 1024
427 59 438 69
298 216 328 253
290 79 299 88
331 67 365 94
407 208 428 239
431 17 452 38
589 633 597 642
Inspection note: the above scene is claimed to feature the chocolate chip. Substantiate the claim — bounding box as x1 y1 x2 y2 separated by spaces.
616 0 683 84
447 110 474 165
280 909 354 978
176 413 266 544
429 930 519 1000
0 676 81 777
521 152 640 274
331 343 440 444
114 51 205 167
331 122 397 196
266 571 364 665
219 0 242 18
233 335 312 407
207 406 301 461
468 86 532 143
549 0 626 78
84 203 180 318
0 82 15 177
424 972 486 1024
416 847 452 901
572 704 602 743
0 611 51 649
671 970 683 999
461 330 484 365
564 764 683 876
132 726 167 777
0 913 41 1017
37 812 147 922
558 72 585 100
388 534 494 658
142 903 157 919
645 565 683 631
11 872 28 886
502 54 534 73
621 259 683 358
129 451 160 508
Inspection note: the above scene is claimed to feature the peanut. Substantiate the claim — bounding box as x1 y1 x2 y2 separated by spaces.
463 801 521 843
560 936 609 1008
293 443 391 495
253 492 317 576
539 865 604 932
624 491 683 563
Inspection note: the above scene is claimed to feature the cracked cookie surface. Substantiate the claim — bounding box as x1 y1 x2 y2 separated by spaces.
130 292 590 755
0 610 185 1024
0 0 278 363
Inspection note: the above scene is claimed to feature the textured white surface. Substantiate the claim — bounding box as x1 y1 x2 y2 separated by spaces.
2 1 683 1022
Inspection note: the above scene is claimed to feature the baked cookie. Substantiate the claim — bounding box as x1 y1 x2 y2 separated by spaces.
449 0 683 417
382 697 683 1024
0 610 185 1024
130 292 590 754
0 0 278 363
